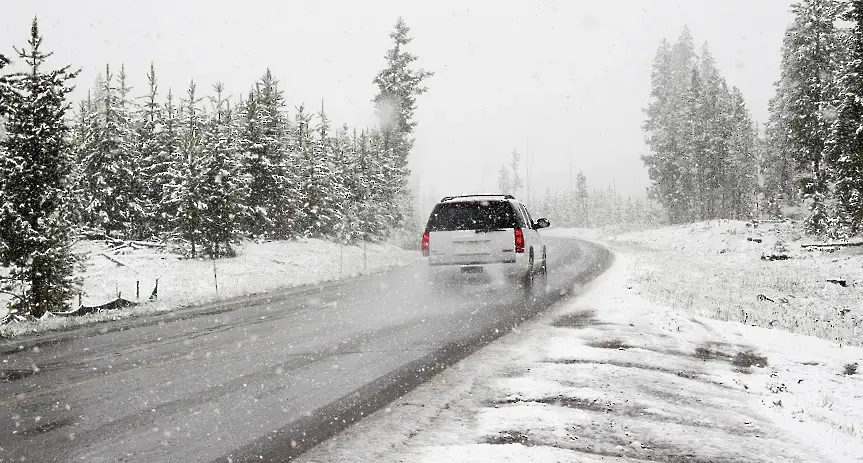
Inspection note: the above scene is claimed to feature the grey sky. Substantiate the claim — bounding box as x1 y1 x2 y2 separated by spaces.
2 0 794 216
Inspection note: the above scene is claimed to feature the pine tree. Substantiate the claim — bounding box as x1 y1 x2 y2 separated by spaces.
679 67 703 221
576 171 589 227
372 17 433 231
116 64 147 238
136 62 169 237
774 0 845 233
305 102 346 237
644 28 759 224
830 0 863 233
727 88 759 219
293 103 316 236
497 166 511 195
197 83 246 257
0 18 80 316
239 70 298 238
155 89 181 233
79 63 141 237
373 18 433 164
510 150 523 195
165 80 206 256
68 92 93 226
697 44 731 219
0 53 11 114
642 37 689 223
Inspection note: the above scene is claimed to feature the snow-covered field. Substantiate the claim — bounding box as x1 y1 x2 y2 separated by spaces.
583 220 863 348
0 238 421 338
299 221 863 462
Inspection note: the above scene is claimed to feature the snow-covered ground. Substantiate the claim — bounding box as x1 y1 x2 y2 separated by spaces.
0 238 420 338
299 221 863 462
591 220 863 347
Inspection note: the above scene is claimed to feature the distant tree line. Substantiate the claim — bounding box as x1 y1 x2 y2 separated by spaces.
494 149 659 228
641 27 759 225
0 17 431 317
761 0 863 238
536 173 661 229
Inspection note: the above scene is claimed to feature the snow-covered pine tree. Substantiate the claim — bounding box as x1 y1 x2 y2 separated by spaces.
642 38 687 223
830 0 863 233
497 166 511 195
331 123 355 243
197 83 247 258
335 127 361 244
292 103 316 237
0 18 80 316
510 150 523 196
726 87 758 220
773 0 845 233
576 171 589 227
763 94 797 216
372 17 433 232
670 28 699 222
136 62 169 238
67 92 93 226
79 63 142 238
155 89 181 234
165 80 206 257
304 102 345 238
697 44 731 220
365 129 395 240
679 67 704 222
239 70 297 239
116 65 147 238
359 129 393 240
0 52 10 113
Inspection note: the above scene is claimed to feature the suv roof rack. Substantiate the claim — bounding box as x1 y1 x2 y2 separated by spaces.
439 194 515 202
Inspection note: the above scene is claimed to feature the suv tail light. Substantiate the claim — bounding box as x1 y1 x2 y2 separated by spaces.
421 232 430 257
514 228 525 253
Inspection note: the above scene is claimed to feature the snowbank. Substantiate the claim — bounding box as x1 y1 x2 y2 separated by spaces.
0 238 421 338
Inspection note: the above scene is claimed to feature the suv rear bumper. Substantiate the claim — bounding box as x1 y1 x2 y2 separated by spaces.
425 259 529 284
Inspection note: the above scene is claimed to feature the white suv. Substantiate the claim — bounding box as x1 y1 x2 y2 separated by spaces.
421 194 550 294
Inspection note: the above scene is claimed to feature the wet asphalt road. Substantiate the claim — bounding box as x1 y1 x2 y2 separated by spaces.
0 237 611 462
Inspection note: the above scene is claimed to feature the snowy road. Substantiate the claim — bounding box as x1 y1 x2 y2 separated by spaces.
0 237 611 462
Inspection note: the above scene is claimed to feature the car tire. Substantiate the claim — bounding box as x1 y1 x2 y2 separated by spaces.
535 251 548 301
520 251 535 297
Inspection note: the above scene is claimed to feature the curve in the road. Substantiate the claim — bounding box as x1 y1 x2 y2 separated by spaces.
0 237 612 463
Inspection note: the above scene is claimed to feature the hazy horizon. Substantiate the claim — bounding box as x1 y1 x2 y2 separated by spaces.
2 0 795 217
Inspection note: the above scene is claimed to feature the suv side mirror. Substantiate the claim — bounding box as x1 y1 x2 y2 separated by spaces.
535 218 550 229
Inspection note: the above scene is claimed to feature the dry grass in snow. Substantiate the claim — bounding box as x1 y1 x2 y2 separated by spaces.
551 220 863 347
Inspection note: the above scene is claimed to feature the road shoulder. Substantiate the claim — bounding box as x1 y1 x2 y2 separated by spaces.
298 250 863 463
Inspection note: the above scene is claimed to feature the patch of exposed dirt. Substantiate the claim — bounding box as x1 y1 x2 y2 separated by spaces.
483 429 533 446
694 346 734 361
732 351 769 369
547 358 710 385
491 395 762 438
552 310 598 328
587 339 630 350
483 424 753 463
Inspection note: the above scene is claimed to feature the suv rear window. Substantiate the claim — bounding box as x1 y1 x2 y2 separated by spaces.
425 201 520 232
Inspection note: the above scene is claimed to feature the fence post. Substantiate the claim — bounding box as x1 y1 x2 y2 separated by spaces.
213 257 219 298
136 281 140 301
